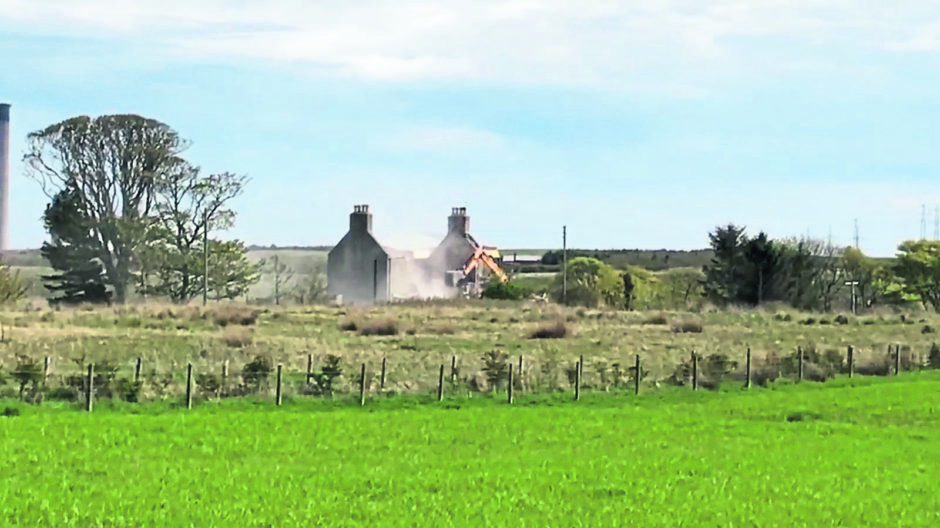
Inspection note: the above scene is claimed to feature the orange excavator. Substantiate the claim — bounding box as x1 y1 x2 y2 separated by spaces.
457 246 509 287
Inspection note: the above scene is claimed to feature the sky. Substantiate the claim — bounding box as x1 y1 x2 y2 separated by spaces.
2 1 940 257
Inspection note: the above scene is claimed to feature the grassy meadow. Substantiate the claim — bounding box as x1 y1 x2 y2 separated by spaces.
1 373 937 526
0 299 937 401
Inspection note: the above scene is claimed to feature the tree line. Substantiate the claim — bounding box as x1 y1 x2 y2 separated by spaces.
701 224 940 312
0 114 937 311
542 223 940 313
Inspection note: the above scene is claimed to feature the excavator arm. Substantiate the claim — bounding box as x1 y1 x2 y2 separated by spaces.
461 247 509 284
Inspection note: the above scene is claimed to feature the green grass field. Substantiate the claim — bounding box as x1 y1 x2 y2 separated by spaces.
1 373 937 526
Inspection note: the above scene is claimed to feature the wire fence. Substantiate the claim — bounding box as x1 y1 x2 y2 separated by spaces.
3 340 938 412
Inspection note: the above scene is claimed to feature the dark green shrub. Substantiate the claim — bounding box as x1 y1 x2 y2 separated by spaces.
856 359 890 376
529 321 569 339
834 314 850 325
482 281 527 300
481 349 510 390
751 365 779 387
667 356 694 386
114 378 143 402
308 355 343 396
701 353 737 380
922 325 935 335
93 360 121 398
820 349 844 373
242 355 273 391
564 361 579 388
359 319 398 336
45 386 79 401
339 319 358 332
196 373 222 399
929 343 940 369
11 356 42 401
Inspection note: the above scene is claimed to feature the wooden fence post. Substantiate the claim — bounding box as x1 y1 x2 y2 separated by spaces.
574 361 581 401
186 363 193 410
798 346 804 382
894 344 901 376
85 363 94 412
508 364 514 404
43 356 50 382
306 353 313 384
518 355 524 392
848 345 854 378
380 357 387 389
634 354 641 396
691 352 698 391
221 360 228 394
276 364 283 406
745 347 751 389
134 357 142 383
437 364 445 402
359 363 366 407
450 355 457 383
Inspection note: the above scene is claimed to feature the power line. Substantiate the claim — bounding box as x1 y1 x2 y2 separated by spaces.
921 204 927 240
933 206 940 240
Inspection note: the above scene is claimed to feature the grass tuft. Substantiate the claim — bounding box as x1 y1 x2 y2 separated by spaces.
642 313 669 325
671 320 704 334
529 321 569 339
208 305 259 327
359 319 399 337
220 326 254 348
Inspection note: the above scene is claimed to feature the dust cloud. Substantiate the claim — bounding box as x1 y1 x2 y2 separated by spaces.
381 231 457 301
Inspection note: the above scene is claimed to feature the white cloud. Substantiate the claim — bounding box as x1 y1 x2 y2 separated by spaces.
885 21 940 52
3 0 939 91
384 125 508 152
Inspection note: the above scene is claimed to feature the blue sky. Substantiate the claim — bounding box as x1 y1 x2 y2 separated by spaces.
2 1 940 256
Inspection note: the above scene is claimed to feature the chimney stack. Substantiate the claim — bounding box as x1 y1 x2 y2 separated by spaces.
0 103 9 251
350 204 373 233
447 206 469 236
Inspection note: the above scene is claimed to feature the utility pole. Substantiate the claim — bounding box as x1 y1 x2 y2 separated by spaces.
202 210 209 306
562 225 568 305
853 218 859 249
932 205 938 240
274 254 281 306
921 204 927 240
845 280 859 315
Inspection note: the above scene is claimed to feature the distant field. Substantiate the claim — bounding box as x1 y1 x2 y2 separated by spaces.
0 300 936 399
245 248 327 301
5 245 725 303
1 374 937 526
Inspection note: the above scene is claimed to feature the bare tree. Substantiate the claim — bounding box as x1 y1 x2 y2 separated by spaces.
815 240 847 312
269 255 294 306
292 259 328 305
142 162 248 302
776 237 846 311
24 115 188 303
